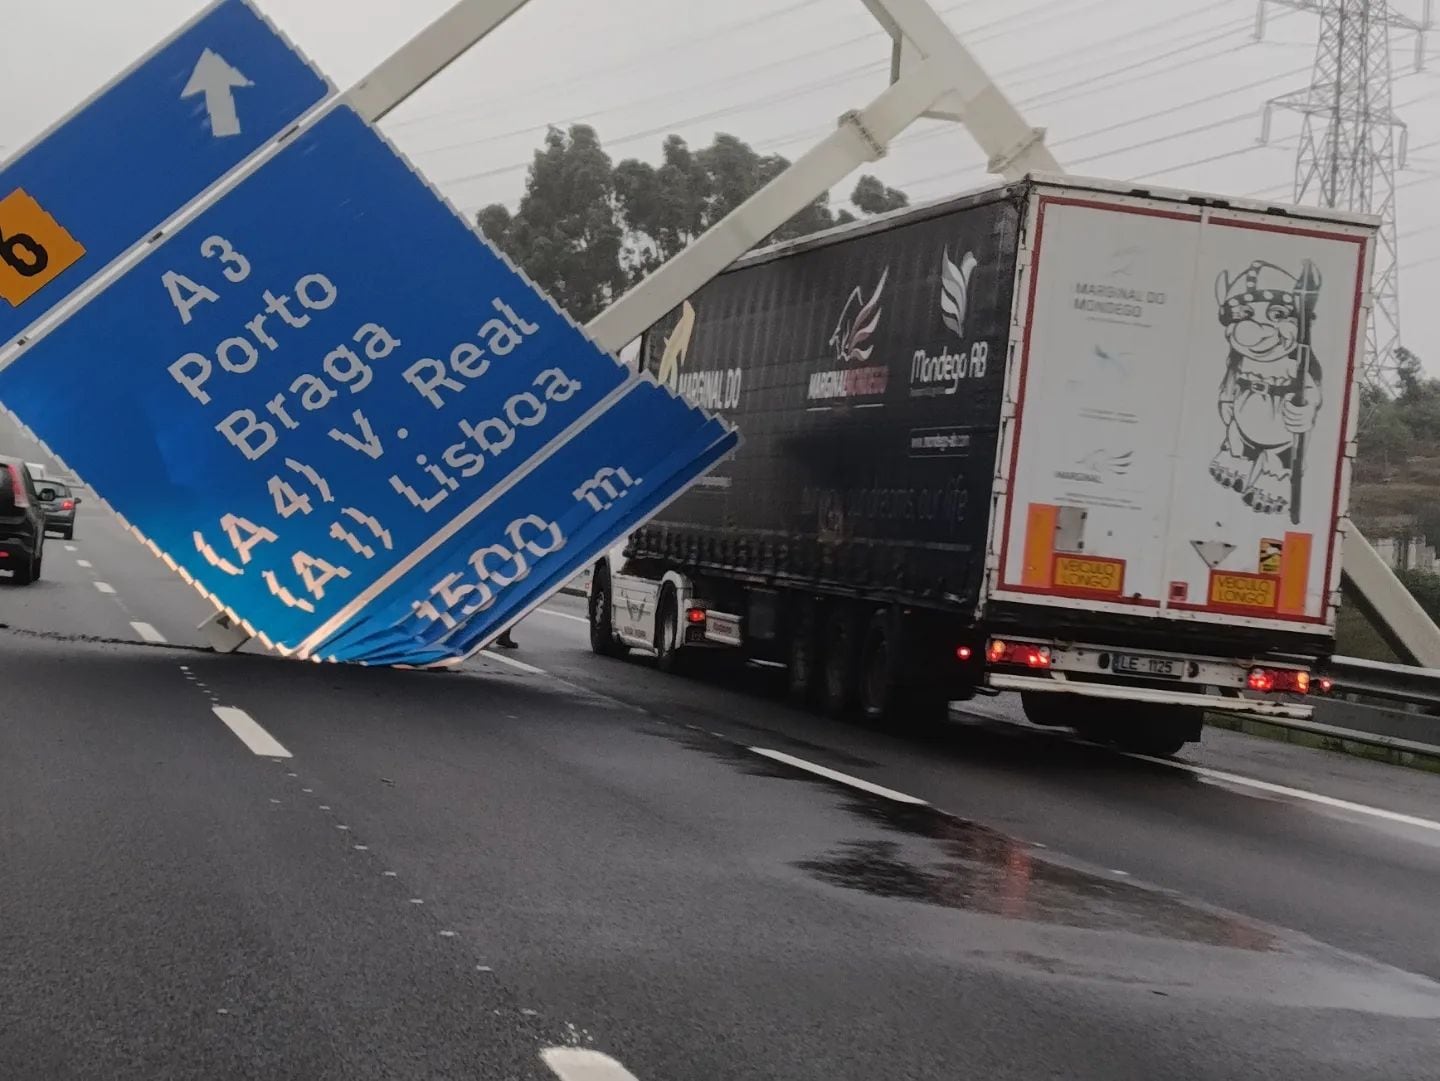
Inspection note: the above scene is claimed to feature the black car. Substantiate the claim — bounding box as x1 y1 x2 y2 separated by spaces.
0 457 46 585
34 476 81 539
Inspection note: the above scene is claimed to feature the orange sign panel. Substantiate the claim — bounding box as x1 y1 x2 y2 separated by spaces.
1052 554 1125 596
0 189 86 309
1208 571 1279 611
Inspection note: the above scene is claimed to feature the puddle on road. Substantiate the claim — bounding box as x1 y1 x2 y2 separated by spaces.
655 723 1275 951
796 797 1275 951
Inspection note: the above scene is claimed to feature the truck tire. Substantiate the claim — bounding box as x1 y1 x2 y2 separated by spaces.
859 609 899 724
786 600 821 706
821 605 861 718
654 585 686 674
588 565 629 658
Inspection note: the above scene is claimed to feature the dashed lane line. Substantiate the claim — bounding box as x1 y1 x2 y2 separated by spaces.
93 581 115 594
130 621 167 644
749 747 929 805
212 705 291 759
542 1049 642 1080
470 618 1440 836
484 649 546 676
1127 752 1440 835
76 558 92 568
537 607 590 625
63 544 77 552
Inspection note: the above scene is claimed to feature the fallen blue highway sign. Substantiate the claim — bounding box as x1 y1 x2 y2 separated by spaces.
0 0 330 349
0 104 736 664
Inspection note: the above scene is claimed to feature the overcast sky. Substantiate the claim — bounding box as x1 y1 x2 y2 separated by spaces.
4 0 1438 364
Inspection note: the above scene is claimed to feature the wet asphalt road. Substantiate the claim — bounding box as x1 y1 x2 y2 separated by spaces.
5 419 1440 1078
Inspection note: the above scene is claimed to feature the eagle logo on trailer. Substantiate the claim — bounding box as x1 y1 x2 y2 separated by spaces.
829 267 888 365
1209 259 1322 522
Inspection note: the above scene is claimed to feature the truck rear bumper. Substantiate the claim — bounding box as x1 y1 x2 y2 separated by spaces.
988 672 1315 721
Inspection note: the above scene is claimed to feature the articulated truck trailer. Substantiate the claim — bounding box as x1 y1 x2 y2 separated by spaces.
587 174 1373 754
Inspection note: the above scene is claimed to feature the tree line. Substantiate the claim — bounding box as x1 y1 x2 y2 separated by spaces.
476 123 911 323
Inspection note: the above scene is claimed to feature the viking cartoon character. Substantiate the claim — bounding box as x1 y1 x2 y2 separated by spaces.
1209 260 1322 518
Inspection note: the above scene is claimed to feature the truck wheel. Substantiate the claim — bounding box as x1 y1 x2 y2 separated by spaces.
859 610 899 724
654 586 686 674
786 601 821 706
588 566 628 658
821 605 861 717
1113 706 1203 757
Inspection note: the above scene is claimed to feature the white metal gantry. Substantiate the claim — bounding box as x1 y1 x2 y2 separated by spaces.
209 0 1440 666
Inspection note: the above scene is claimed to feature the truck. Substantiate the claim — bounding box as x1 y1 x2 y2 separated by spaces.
586 173 1374 755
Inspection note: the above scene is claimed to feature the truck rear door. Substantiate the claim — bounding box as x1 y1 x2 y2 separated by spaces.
989 184 1372 639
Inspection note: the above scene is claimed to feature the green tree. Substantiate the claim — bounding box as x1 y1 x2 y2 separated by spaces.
612 132 909 281
1395 346 1423 401
850 174 909 215
481 127 914 313
475 124 626 322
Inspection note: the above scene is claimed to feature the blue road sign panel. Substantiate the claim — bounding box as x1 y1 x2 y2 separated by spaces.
0 0 330 348
0 105 735 664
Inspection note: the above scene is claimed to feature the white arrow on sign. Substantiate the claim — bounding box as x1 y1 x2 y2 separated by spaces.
182 49 253 138
1190 540 1236 570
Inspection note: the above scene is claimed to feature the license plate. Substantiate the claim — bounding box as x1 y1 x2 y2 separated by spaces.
1111 652 1182 679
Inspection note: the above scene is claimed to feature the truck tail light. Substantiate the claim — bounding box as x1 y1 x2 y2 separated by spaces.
1247 666 1310 694
1317 676 1334 694
955 645 974 661
686 607 706 625
987 639 1052 669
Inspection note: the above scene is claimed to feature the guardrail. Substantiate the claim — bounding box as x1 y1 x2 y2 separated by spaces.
1225 655 1440 764
1324 655 1440 709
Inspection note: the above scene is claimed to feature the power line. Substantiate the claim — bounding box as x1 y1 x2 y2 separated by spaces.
406 0 1112 160
1127 138 1296 183
894 43 1313 191
885 14 1301 165
389 0 829 133
429 2 1253 185
898 65 1434 196
397 0 1081 151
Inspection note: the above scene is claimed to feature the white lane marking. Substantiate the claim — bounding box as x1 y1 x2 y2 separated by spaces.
130 621 167 644
537 606 589 625
64 544 77 552
1129 753 1440 835
749 747 928 805
93 581 116 594
212 706 291 758
76 559 92 568
542 1049 642 1081
484 649 546 676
